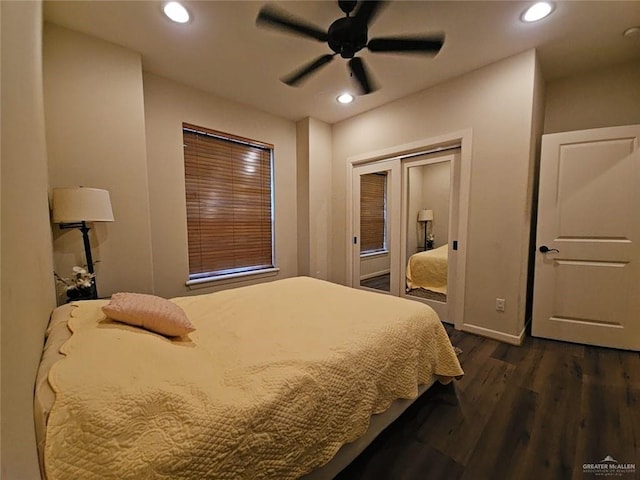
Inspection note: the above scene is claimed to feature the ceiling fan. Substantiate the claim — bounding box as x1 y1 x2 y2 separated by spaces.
256 0 445 95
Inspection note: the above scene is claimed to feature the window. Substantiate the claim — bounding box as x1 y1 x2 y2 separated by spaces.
183 123 274 281
360 172 387 254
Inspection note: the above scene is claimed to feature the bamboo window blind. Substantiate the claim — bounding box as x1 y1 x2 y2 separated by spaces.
183 123 274 279
360 172 387 254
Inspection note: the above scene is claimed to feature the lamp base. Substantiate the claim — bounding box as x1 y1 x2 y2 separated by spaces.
60 221 99 299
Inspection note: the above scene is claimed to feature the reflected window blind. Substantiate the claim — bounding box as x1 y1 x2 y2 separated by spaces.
183 123 274 279
360 173 387 253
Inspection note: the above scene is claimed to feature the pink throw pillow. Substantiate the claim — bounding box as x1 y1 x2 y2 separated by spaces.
102 292 195 337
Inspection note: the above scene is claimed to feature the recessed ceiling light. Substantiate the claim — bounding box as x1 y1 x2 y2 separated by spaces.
337 93 354 104
163 2 190 24
521 2 553 23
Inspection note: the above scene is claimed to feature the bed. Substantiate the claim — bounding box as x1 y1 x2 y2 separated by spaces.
406 244 449 294
35 276 463 480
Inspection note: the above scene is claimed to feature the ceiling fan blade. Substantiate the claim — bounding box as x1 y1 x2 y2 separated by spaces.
348 57 377 95
353 0 386 28
256 5 328 42
281 54 335 86
367 35 445 54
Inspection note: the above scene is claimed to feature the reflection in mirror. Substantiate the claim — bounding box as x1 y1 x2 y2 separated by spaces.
359 172 390 292
405 161 450 302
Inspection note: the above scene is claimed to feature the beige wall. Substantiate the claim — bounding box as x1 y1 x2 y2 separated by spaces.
307 118 332 280
296 119 310 276
296 117 332 280
143 73 298 298
544 61 640 134
43 24 154 301
419 161 451 249
360 253 391 279
332 50 539 340
1 2 56 478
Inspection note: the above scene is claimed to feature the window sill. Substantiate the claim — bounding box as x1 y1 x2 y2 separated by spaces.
185 267 280 288
360 250 389 259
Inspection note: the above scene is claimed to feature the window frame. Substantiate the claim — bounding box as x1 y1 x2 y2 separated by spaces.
182 123 278 285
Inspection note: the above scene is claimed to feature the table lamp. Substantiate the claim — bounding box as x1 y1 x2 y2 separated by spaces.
52 187 114 299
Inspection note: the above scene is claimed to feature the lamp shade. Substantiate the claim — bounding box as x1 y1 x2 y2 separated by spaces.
417 209 434 222
52 187 114 223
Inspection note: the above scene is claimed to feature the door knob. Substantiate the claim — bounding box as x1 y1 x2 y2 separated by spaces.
539 245 559 253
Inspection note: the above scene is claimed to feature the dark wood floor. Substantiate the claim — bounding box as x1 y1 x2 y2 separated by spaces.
360 273 447 302
334 326 640 480
360 273 391 292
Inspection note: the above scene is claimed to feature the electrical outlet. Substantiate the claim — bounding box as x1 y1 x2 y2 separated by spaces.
495 298 506 312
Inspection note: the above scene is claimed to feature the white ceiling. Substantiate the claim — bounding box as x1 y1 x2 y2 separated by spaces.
43 1 640 124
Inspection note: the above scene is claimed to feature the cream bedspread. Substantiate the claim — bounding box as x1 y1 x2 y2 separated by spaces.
45 276 463 479
406 244 449 293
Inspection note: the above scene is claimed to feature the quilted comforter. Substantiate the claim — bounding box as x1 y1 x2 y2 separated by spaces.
45 276 463 479
406 244 449 293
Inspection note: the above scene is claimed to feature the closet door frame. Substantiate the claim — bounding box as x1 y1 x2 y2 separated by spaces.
346 129 472 330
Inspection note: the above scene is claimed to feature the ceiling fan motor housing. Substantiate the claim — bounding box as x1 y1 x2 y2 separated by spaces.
256 0 444 94
338 0 358 15
328 17 368 58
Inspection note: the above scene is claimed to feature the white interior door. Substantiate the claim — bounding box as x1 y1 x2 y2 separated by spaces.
532 124 640 350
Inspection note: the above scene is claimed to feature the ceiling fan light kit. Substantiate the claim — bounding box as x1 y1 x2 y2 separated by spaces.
256 0 444 96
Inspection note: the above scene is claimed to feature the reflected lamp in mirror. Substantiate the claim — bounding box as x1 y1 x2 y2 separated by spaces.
418 209 434 251
417 209 433 223
52 187 114 299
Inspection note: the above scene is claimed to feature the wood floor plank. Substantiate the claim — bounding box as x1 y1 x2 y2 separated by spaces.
359 273 390 292
491 338 539 365
572 379 640 480
335 390 464 480
519 348 583 479
336 438 465 480
451 334 501 387
583 347 640 388
417 357 515 466
529 340 584 394
499 340 545 392
460 385 538 480
384 383 451 442
393 443 465 480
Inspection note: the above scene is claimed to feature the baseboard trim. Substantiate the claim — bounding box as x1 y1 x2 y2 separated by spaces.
360 269 390 281
461 323 525 346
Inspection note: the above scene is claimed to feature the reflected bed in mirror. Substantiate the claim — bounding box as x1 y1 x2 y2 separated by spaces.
406 243 448 302
405 159 451 303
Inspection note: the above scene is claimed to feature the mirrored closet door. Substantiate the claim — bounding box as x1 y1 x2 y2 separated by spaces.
400 150 461 323
349 135 469 328
351 160 401 295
